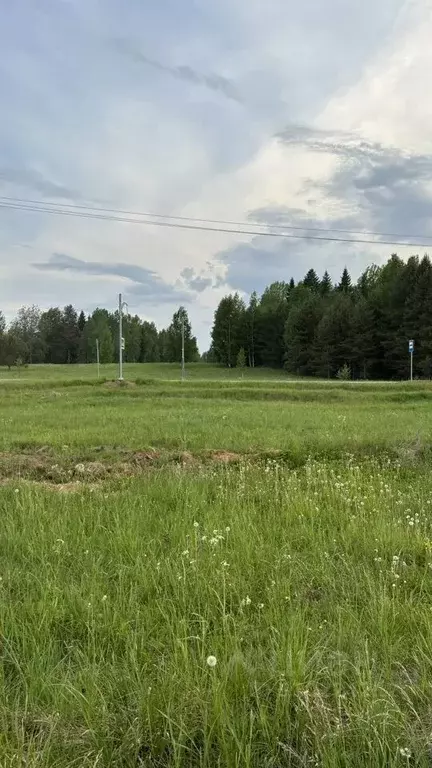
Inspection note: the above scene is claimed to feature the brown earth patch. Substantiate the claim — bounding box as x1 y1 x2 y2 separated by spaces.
103 380 137 390
209 451 242 464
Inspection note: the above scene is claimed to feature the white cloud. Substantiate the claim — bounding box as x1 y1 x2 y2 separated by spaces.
1 0 430 349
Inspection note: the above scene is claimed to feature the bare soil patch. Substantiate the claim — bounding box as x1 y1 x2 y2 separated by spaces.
0 447 254 486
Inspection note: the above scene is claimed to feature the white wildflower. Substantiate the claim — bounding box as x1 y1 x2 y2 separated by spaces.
206 655 217 668
399 747 411 759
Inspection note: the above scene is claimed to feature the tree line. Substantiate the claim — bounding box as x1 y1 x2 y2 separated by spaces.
209 254 432 380
0 305 199 368
2 253 431 378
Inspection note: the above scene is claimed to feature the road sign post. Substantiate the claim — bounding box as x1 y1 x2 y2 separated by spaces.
409 339 414 381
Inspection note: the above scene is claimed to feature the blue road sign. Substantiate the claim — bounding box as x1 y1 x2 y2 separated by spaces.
409 339 414 354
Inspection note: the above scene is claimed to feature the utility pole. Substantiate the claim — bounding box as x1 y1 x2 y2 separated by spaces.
181 313 185 381
118 293 128 381
96 338 100 379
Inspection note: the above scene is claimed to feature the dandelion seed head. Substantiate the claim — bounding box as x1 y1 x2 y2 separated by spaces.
206 655 217 668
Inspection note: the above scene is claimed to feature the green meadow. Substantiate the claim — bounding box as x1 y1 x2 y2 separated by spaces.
1 364 432 766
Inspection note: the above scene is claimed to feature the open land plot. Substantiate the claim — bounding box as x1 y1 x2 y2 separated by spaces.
1 367 432 766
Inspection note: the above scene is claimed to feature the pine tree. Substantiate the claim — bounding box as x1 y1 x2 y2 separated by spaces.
312 294 354 377
303 269 320 292
351 297 378 379
338 267 352 293
320 271 333 296
416 256 432 377
284 289 324 375
381 256 418 378
78 311 86 333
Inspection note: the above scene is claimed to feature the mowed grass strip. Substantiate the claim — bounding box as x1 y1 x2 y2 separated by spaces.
1 461 432 766
0 378 432 465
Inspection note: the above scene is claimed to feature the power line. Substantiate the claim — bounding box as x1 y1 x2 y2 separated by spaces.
0 194 431 242
1 199 432 248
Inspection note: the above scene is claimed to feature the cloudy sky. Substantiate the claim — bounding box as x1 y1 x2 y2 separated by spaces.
1 0 432 349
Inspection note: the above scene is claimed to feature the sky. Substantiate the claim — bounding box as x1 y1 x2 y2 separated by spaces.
1 0 432 350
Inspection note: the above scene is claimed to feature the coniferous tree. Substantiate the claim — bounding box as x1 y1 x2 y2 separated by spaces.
338 267 352 293
303 269 320 292
63 305 80 364
246 292 258 368
284 288 324 375
320 271 333 296
256 282 290 368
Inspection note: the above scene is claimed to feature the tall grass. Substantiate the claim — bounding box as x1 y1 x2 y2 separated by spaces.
1 460 432 765
1 373 432 765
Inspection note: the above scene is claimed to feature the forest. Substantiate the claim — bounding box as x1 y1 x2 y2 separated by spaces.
210 253 432 380
0 306 199 368
1 253 431 379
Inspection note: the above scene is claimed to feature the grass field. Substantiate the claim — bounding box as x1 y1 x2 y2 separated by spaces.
0 362 294 383
1 364 432 766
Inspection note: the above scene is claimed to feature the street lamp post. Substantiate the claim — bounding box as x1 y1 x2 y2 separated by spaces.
118 293 128 381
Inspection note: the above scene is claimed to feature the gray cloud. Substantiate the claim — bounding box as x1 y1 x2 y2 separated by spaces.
276 124 432 238
113 39 242 103
34 253 192 304
180 266 214 293
277 124 401 162
217 125 432 294
216 226 361 295
0 167 78 200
